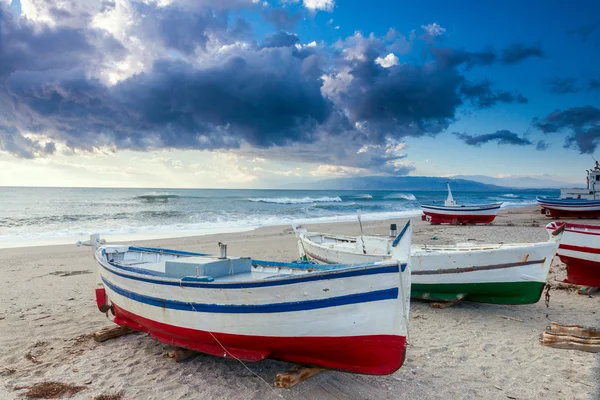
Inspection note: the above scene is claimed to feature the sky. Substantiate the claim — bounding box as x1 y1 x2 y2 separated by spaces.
0 0 599 188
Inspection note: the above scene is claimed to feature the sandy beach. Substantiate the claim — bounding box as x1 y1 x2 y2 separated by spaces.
1 206 598 400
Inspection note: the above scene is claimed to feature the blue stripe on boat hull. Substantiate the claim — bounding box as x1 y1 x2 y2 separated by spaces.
102 277 399 314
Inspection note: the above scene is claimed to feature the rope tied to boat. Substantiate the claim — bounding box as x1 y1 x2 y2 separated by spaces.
187 301 282 398
544 284 551 308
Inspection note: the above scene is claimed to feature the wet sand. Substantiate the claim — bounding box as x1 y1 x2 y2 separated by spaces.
1 206 598 399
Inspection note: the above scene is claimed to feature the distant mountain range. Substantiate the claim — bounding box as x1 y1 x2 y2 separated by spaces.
292 175 577 191
452 175 579 189
295 176 504 191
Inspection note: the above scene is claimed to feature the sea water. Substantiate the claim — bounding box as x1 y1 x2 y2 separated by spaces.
0 187 559 248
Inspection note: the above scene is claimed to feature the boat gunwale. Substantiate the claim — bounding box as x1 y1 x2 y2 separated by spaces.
546 221 600 235
301 232 555 254
97 247 406 289
419 203 502 211
537 197 600 205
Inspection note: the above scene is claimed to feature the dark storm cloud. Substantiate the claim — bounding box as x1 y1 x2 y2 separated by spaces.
500 42 544 64
240 138 415 175
262 7 302 30
341 62 464 140
261 31 299 48
0 6 124 78
536 140 550 151
534 106 600 153
547 77 579 94
567 21 600 43
0 2 532 173
433 42 547 69
3 50 332 152
0 125 55 159
133 2 251 54
454 130 533 147
431 47 497 69
329 34 528 145
459 80 527 108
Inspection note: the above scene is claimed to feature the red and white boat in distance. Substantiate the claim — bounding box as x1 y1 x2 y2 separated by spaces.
537 198 600 218
421 183 502 225
546 222 600 287
538 161 600 218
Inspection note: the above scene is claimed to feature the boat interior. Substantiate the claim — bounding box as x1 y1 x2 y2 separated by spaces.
101 245 381 283
305 234 391 255
305 233 548 254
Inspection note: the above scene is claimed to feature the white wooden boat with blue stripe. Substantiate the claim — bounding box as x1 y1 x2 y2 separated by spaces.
82 224 412 375
294 223 562 305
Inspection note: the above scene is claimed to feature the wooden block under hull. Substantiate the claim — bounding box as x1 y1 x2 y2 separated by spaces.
93 326 135 343
166 348 199 362
577 286 599 296
274 365 324 389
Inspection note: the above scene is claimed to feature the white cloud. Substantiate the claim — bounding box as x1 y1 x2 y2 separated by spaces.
321 67 353 103
375 53 399 68
309 164 364 177
421 23 446 37
303 0 334 12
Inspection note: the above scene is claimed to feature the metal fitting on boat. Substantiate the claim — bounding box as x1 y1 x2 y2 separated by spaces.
390 224 397 237
218 242 228 259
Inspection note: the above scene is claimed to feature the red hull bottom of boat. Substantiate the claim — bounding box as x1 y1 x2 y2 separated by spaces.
421 212 496 225
110 303 407 375
540 207 600 219
558 255 600 287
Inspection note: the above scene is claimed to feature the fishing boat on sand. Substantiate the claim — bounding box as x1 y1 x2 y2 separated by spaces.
420 183 502 225
538 161 600 218
294 222 563 305
546 222 600 287
79 225 412 375
537 198 600 219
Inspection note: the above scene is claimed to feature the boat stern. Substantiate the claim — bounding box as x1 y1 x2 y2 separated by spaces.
389 220 412 323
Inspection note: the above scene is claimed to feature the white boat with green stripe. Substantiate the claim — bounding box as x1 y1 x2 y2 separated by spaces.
294 224 563 305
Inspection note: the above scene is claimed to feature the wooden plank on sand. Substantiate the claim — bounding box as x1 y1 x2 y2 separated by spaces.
274 365 324 389
548 322 600 338
541 332 600 353
93 326 134 343
166 348 199 363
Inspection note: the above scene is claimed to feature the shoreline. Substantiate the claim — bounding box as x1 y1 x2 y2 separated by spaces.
0 201 537 250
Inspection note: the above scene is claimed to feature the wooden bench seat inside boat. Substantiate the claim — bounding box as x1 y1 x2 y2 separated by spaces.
164 256 252 279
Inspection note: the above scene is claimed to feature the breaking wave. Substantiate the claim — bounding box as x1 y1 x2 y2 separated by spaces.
385 193 417 201
248 196 343 204
501 194 520 198
134 192 181 201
